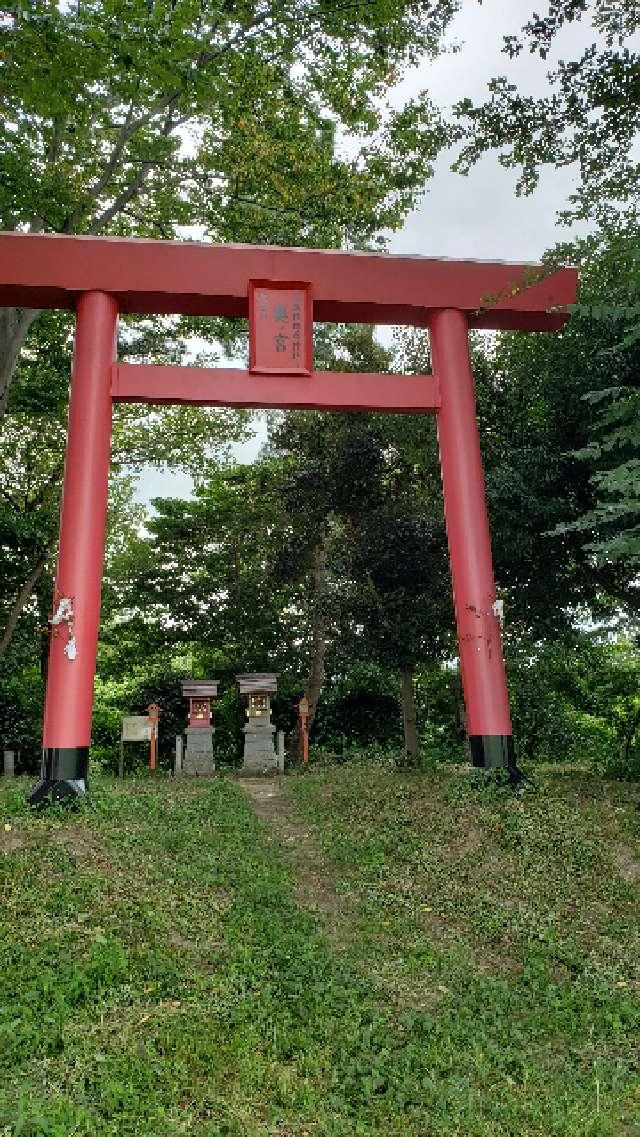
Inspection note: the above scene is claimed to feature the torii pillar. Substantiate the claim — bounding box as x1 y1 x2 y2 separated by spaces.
431 308 514 771
28 292 118 803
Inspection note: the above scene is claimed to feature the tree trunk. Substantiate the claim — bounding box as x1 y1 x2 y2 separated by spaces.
401 664 420 763
621 704 640 766
0 544 53 659
0 307 42 415
292 528 329 761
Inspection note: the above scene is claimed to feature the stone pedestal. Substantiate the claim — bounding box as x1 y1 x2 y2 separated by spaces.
242 720 277 772
183 727 214 775
237 672 279 773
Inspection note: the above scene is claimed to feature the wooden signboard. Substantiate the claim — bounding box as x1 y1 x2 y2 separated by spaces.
121 715 152 742
249 281 313 375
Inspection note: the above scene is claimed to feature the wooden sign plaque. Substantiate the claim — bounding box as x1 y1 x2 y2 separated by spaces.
249 281 313 375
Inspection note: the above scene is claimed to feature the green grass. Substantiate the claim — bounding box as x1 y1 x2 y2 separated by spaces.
0 766 638 1135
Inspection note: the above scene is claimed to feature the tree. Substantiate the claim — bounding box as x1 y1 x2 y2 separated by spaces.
477 230 640 603
0 0 456 411
97 457 313 760
0 307 249 661
388 232 640 639
337 500 452 761
550 230 640 566
506 630 640 776
269 325 453 761
454 1 640 226
101 457 306 676
270 408 386 750
449 3 640 575
0 411 65 662
108 324 453 765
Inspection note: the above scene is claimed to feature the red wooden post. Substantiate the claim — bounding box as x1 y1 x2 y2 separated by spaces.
28 291 118 804
148 704 160 772
430 308 518 777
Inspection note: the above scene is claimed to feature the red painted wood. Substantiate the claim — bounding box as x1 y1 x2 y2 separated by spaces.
111 364 441 413
188 697 212 729
0 232 577 330
249 281 313 374
43 292 118 750
430 308 512 737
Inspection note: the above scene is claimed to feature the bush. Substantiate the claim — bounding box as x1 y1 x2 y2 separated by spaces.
309 740 408 768
0 665 43 774
312 663 402 752
507 634 640 777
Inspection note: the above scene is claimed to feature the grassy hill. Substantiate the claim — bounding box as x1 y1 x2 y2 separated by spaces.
0 764 638 1135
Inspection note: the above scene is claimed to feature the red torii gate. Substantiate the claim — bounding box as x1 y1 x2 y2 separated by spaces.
0 233 577 801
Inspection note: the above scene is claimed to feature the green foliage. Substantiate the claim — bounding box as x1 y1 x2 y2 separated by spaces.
338 502 451 671
414 663 468 764
455 230 640 629
99 328 453 762
536 231 640 566
0 300 251 686
270 325 452 680
0 666 43 773
454 2 640 226
0 0 458 692
91 670 191 774
507 634 640 777
309 662 467 767
554 383 640 564
102 458 307 675
309 739 410 769
1 0 454 245
6 3 640 785
312 662 403 751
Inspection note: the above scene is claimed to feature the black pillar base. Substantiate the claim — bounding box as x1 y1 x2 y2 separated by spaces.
469 735 525 785
27 747 89 806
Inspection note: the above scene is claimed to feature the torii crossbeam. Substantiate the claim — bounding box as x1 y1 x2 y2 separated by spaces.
0 233 577 800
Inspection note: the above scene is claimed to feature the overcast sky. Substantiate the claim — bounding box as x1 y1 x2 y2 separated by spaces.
386 0 598 262
135 0 597 504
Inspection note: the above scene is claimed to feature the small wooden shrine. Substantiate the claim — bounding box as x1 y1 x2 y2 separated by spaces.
181 679 218 774
237 673 278 771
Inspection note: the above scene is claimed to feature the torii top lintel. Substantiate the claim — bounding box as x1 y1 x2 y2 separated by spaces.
0 232 576 331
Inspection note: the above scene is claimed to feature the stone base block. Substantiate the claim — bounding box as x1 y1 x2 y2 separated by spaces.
183 727 214 775
185 727 214 752
242 752 279 772
183 753 214 775
241 722 277 772
28 777 87 805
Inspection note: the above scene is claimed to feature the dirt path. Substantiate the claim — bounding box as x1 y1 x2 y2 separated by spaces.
238 777 350 938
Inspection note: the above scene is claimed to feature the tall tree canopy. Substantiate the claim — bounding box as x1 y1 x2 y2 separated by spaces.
0 0 456 409
454 1 640 225
0 304 250 661
550 229 640 567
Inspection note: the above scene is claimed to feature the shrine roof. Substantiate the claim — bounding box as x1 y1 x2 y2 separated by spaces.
0 233 577 332
237 673 278 695
181 680 219 698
